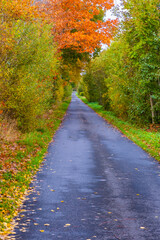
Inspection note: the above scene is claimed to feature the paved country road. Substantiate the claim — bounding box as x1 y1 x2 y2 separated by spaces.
9 93 160 240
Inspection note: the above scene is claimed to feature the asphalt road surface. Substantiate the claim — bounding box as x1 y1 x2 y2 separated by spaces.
9 93 160 240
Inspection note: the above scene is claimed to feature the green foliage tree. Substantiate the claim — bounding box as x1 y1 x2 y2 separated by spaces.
81 0 160 125
81 52 110 108
121 0 160 123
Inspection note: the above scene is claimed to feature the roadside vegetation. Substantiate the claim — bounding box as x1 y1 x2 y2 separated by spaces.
0 99 71 235
79 0 160 126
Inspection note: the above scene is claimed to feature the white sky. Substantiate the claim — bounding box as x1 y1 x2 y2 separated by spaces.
105 0 122 20
114 0 121 5
101 0 122 50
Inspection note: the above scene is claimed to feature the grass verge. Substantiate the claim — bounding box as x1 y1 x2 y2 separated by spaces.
78 95 160 162
0 98 71 236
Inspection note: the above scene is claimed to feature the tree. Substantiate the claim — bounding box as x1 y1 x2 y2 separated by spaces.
44 0 117 53
82 51 109 108
0 0 69 132
81 0 160 125
0 21 61 131
121 0 160 124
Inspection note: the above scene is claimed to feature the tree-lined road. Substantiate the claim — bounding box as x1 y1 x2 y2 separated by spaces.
10 93 160 240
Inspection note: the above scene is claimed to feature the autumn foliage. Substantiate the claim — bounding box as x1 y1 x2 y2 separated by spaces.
45 0 117 53
0 0 72 132
0 0 38 20
80 0 160 125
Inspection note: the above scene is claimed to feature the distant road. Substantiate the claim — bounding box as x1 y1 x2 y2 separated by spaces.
10 92 160 240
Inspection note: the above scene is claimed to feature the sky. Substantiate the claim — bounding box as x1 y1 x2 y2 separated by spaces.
101 0 122 50
105 0 122 20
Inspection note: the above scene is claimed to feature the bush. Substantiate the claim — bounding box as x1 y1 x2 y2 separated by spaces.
0 21 60 132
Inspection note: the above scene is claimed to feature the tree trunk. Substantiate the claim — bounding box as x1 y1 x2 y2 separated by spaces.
150 95 155 124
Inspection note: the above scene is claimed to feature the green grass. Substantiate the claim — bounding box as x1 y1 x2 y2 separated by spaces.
0 98 71 235
78 95 160 161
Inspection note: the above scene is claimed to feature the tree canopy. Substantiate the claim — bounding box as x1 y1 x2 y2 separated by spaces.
44 0 117 53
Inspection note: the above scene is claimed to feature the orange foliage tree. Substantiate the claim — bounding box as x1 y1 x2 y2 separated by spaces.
44 0 117 53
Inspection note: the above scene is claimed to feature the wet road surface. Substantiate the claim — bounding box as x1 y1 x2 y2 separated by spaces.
9 93 160 240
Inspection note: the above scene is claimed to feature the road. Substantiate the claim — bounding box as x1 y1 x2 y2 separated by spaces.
9 93 160 240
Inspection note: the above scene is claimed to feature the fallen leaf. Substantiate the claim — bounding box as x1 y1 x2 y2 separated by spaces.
40 230 44 232
140 227 145 229
64 224 71 227
21 209 26 212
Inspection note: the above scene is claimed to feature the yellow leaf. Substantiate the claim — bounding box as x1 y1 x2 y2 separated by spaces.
64 224 71 227
140 227 145 229
40 230 44 232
